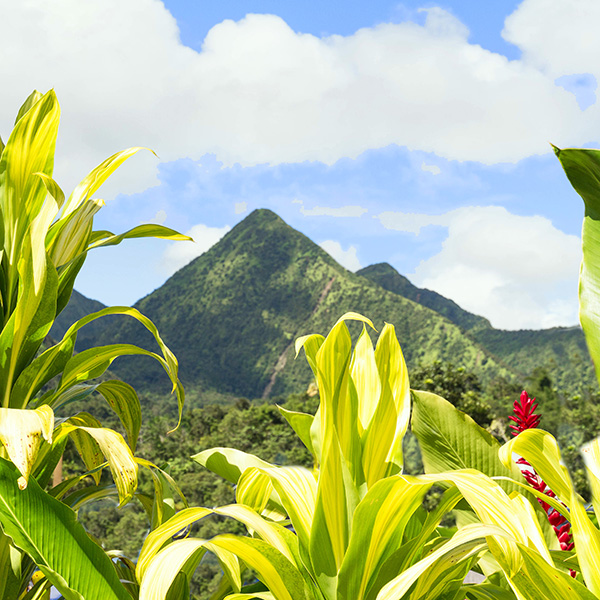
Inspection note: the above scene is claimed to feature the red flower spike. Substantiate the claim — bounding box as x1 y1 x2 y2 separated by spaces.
509 391 542 435
510 390 576 575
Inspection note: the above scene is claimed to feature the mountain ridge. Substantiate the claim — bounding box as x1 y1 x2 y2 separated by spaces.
53 208 595 402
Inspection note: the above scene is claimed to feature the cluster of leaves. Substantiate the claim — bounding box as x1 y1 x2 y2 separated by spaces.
0 90 191 599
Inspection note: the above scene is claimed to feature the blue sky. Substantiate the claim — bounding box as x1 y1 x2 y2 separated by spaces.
2 0 599 329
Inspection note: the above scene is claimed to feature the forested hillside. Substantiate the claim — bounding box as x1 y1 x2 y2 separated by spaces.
53 209 597 403
61 209 511 403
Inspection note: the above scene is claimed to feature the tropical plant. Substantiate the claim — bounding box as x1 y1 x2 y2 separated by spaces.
0 89 190 599
129 313 589 599
129 145 600 600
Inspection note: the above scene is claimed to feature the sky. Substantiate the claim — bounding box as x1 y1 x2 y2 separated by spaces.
1 0 599 330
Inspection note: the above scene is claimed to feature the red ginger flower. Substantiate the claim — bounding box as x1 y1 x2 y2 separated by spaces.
509 390 541 435
510 391 576 574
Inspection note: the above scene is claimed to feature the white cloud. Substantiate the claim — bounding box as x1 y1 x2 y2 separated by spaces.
320 240 362 272
234 202 248 214
0 0 596 199
503 0 600 80
376 206 581 329
421 162 441 175
300 204 368 217
141 209 167 225
160 223 231 276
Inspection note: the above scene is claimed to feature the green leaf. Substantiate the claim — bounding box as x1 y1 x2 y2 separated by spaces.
14 91 44 125
88 224 192 249
411 390 524 495
0 531 21 599
0 406 53 487
96 380 142 451
278 406 315 456
192 447 274 484
63 415 138 506
337 476 431 600
52 305 184 428
0 457 129 600
463 582 518 600
374 524 500 600
510 543 598 600
139 537 241 600
309 433 356 598
209 535 310 600
498 429 573 505
554 146 600 387
61 147 149 219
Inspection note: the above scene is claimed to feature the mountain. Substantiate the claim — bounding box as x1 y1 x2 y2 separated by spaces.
358 263 595 393
66 209 512 402
357 263 491 331
50 290 106 343
55 209 596 402
470 326 594 393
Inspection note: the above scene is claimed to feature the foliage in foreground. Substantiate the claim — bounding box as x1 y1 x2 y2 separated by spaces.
0 90 189 599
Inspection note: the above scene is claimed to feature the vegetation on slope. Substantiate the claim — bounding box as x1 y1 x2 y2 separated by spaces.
69 209 511 403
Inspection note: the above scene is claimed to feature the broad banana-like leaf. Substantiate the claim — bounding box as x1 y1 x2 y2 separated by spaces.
412 391 524 495
0 457 129 600
0 405 53 488
554 146 600 386
336 476 431 600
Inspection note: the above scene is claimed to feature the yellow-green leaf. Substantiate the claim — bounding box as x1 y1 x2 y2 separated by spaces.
0 405 53 488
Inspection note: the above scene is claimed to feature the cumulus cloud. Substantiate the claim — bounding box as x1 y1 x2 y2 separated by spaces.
376 206 581 329
0 0 596 198
234 202 248 214
503 0 600 79
160 223 231 276
320 240 362 272
141 209 167 225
